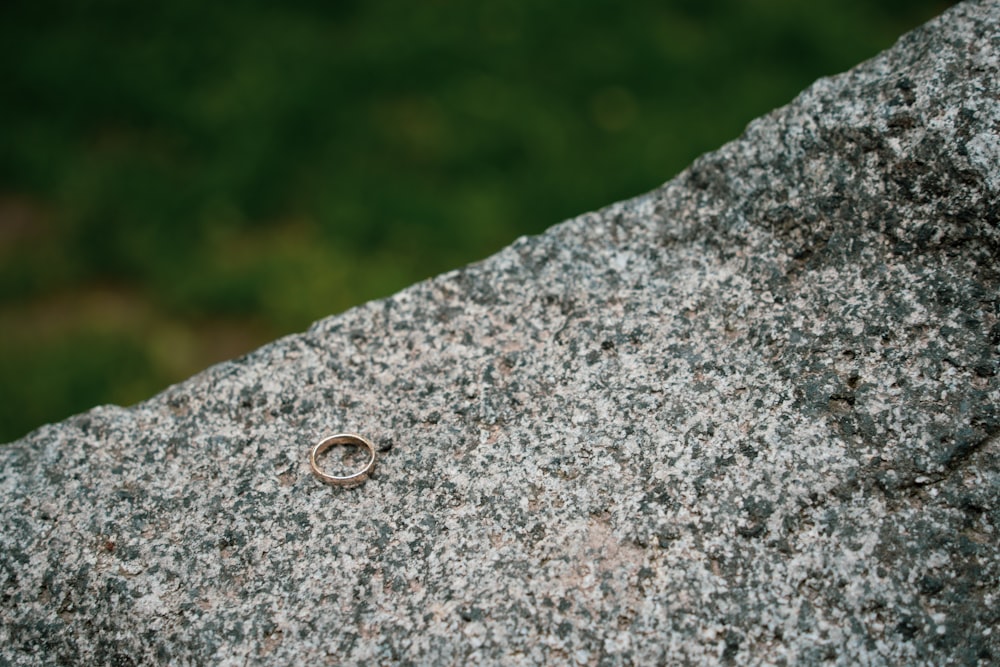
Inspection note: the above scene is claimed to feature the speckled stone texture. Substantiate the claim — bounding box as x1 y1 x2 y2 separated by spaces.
3 3 1000 666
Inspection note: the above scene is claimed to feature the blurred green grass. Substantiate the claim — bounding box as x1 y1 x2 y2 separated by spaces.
0 0 954 442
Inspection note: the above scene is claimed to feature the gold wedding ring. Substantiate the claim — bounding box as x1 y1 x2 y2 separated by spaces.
309 433 376 487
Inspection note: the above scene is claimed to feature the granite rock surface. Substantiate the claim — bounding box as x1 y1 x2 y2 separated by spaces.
2 2 999 665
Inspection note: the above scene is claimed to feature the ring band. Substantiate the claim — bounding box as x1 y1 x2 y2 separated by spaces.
309 433 376 487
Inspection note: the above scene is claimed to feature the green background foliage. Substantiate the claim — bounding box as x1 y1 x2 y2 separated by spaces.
0 0 953 441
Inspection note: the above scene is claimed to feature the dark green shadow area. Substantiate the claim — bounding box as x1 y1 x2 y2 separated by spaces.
0 0 955 441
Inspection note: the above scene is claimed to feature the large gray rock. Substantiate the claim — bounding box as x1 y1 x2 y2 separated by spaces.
2 1 998 664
